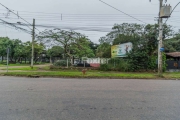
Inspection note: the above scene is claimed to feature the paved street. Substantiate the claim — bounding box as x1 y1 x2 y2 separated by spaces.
0 77 180 120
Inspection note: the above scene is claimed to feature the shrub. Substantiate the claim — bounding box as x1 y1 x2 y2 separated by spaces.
100 58 130 72
116 59 130 72
99 64 110 71
53 60 71 67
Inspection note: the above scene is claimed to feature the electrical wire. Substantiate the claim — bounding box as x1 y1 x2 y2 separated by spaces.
99 0 148 24
0 2 40 32
0 9 160 15
0 19 32 35
0 22 112 32
165 2 180 24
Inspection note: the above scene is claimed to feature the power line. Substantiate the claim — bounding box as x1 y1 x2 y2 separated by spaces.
0 12 159 16
0 9 160 15
0 17 156 23
1 22 112 32
0 19 32 35
0 2 40 32
99 0 148 24
165 2 180 24
0 3 33 31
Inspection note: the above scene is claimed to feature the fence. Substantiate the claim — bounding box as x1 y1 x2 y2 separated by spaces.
166 60 180 71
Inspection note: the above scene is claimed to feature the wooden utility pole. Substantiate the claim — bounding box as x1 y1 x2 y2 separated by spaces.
31 19 35 69
158 0 163 75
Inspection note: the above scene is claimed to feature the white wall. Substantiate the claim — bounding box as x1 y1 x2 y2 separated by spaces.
86 58 110 64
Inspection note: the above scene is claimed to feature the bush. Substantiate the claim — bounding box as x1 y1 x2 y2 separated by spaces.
100 58 130 72
99 64 110 71
147 55 157 70
53 60 71 67
116 59 130 72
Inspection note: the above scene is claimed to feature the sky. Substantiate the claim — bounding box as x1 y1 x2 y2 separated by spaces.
0 0 180 43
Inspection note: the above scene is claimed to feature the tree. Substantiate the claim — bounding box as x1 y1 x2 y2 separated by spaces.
38 29 95 59
96 42 111 58
70 36 95 58
97 23 174 71
107 23 145 44
89 41 99 56
0 37 11 62
47 46 64 63
23 41 44 63
164 32 180 52
47 46 64 58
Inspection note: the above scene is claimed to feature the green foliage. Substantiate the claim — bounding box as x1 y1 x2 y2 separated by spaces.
100 58 130 72
164 34 180 52
162 53 167 72
71 37 95 58
53 60 71 67
0 37 11 57
47 46 64 57
96 43 111 58
38 29 95 58
147 55 157 70
97 23 174 72
127 49 149 71
99 64 110 71
0 37 45 63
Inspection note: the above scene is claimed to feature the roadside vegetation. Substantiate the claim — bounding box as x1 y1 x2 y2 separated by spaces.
0 65 179 79
0 23 180 79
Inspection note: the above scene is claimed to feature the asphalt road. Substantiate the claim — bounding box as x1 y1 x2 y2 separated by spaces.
0 77 180 120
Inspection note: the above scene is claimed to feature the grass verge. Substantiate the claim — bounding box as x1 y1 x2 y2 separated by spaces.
1 71 163 79
0 65 180 79
0 67 38 71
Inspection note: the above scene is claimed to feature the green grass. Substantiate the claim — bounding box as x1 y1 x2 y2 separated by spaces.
0 64 30 67
0 67 38 71
1 71 160 79
163 72 180 79
0 62 49 67
0 65 180 79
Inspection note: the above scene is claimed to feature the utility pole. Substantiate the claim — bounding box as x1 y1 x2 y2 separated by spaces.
150 0 171 75
158 0 163 75
31 19 35 69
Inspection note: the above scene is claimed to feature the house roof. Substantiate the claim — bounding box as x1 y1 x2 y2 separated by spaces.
166 52 180 57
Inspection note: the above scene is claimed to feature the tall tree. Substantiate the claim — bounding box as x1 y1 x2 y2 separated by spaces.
38 29 94 59
0 37 11 62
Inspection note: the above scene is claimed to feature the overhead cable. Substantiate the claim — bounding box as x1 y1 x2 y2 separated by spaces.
0 18 32 35
99 0 148 24
0 2 40 32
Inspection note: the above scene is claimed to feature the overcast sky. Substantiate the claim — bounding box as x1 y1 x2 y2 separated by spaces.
0 0 180 43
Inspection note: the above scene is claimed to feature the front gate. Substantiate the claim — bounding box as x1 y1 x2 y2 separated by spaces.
166 60 180 71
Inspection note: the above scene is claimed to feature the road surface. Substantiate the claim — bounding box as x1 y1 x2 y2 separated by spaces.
0 77 180 120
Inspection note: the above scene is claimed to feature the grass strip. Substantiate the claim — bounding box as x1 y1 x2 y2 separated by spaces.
0 67 38 71
1 71 160 79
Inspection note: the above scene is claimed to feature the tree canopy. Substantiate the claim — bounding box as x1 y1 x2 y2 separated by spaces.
38 29 95 58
